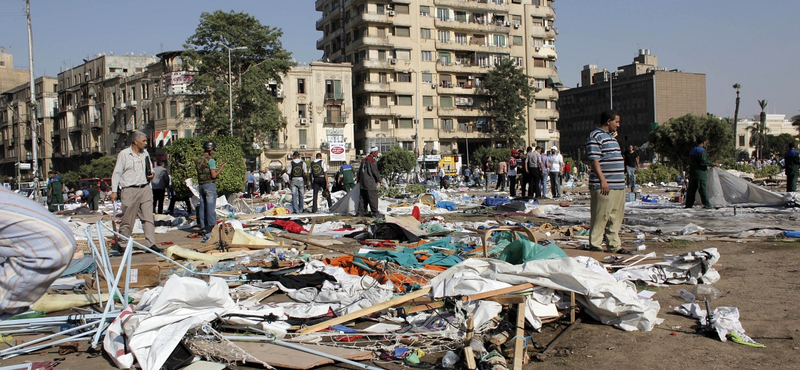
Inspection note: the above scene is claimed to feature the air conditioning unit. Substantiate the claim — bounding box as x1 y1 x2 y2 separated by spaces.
299 144 308 149
468 76 474 80
545 26 551 31
300 118 307 125
388 11 395 16
427 106 434 111
504 21 511 27
513 23 520 29
389 58 396 64
385 4 393 10
431 84 437 89
535 46 541 52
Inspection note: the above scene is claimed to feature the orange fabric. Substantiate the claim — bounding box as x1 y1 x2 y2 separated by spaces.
324 255 428 293
423 264 449 272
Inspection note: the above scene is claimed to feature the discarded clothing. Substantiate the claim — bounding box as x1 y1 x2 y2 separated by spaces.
247 271 336 290
269 220 309 234
498 239 568 264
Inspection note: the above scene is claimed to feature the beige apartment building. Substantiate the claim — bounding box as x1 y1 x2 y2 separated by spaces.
315 0 561 163
263 62 355 172
0 53 31 94
0 76 58 185
735 114 798 158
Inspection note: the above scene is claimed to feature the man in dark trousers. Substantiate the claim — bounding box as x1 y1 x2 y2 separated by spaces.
525 146 543 198
358 147 382 217
47 170 65 212
194 141 227 242
339 163 356 192
784 142 800 192
686 136 715 209
151 160 169 214
622 145 639 194
310 153 331 213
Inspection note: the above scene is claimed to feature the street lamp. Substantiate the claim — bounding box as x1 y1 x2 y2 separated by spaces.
607 69 623 109
218 42 248 136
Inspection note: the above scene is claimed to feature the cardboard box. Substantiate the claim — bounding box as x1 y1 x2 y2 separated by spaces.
85 258 162 289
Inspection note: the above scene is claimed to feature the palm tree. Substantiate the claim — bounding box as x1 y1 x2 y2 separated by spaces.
732 84 741 124
757 100 768 159
792 114 800 139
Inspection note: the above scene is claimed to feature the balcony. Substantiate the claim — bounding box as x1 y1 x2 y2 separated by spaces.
350 35 393 49
68 125 81 133
437 106 482 117
389 81 415 95
359 105 391 116
355 58 393 69
324 92 344 100
436 60 491 74
324 116 347 124
437 82 478 95
434 0 509 12
535 88 559 101
354 81 392 93
347 11 393 28
434 19 509 34
263 142 289 153
530 4 556 20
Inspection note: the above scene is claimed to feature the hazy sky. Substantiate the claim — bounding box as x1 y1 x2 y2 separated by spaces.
1 0 797 120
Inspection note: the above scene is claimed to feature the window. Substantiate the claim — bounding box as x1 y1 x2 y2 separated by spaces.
395 26 410 37
493 34 506 47
420 28 432 39
398 118 413 129
420 5 430 16
422 72 433 83
396 72 412 83
297 78 305 94
299 129 307 145
533 58 547 67
513 57 523 66
438 30 450 43
421 51 432 61
441 118 454 132
533 79 546 89
439 52 451 65
739 135 746 147
455 11 467 23
325 79 342 99
437 8 449 21
513 36 523 46
535 100 548 109
424 118 435 129
131 86 136 101
298 104 307 118
423 96 434 106
184 129 192 138
183 105 192 118
169 101 177 117
512 15 522 24
396 50 411 60
532 37 544 47
455 32 467 44
440 96 453 107
398 95 413 106
396 4 409 14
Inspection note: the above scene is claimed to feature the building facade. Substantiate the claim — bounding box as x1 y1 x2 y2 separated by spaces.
735 114 798 158
558 49 707 159
314 0 560 165
0 53 31 94
262 62 355 172
0 76 58 186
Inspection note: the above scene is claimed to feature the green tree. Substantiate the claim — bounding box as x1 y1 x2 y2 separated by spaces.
732 84 741 125
377 146 416 186
753 99 768 159
165 136 246 197
78 156 116 179
792 114 800 138
764 133 796 158
648 114 734 170
470 145 512 170
183 10 293 141
481 58 538 147
747 121 769 157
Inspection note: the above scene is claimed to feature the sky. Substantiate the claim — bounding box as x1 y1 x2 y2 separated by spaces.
1 0 798 120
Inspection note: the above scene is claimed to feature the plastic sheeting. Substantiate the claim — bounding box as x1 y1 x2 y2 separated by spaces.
611 248 721 285
706 168 786 207
430 258 662 331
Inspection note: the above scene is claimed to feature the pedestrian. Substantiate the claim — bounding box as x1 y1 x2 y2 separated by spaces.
0 187 75 317
784 142 800 192
438 166 447 190
539 147 550 198
548 146 564 198
463 166 472 184
524 146 543 198
260 168 272 195
586 110 629 253
508 150 518 197
47 170 65 212
472 166 482 186
81 186 101 211
685 136 715 209
339 162 356 192
623 145 639 194
358 147 382 217
288 151 307 213
246 170 255 198
151 160 169 214
564 161 572 182
482 156 493 191
310 153 332 212
194 141 227 242
496 158 507 191
110 132 158 251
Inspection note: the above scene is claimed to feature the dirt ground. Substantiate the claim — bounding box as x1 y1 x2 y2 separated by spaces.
1 191 799 370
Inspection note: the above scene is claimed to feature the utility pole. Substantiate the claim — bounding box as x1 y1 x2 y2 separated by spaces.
26 0 40 203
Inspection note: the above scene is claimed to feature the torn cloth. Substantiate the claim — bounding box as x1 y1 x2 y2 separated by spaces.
269 220 309 234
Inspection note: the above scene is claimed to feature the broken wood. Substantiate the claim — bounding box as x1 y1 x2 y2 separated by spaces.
512 302 526 370
404 283 536 314
297 286 432 333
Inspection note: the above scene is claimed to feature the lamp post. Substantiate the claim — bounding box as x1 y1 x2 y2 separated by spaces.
218 42 248 136
407 69 420 167
608 69 622 110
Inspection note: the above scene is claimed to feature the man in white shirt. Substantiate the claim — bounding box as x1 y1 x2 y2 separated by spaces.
110 132 156 251
548 146 565 198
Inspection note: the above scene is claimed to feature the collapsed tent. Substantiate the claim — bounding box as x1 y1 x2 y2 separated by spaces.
330 183 360 215
705 168 786 207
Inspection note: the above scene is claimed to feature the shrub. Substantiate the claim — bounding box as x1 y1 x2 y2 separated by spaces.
166 136 246 198
405 184 426 196
636 162 680 184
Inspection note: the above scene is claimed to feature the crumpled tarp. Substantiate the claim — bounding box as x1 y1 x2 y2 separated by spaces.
611 248 721 285
430 258 662 331
324 255 427 292
498 239 568 264
347 223 422 243
706 167 786 207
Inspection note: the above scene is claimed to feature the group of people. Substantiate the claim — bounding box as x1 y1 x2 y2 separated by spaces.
469 146 568 199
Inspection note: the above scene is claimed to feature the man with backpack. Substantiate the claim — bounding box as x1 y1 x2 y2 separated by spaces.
289 151 307 213
358 147 382 217
310 153 331 213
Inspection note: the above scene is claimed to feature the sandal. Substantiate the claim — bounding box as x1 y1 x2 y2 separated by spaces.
609 248 633 254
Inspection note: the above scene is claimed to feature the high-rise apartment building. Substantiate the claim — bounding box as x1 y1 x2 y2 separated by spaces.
558 50 706 159
315 0 560 164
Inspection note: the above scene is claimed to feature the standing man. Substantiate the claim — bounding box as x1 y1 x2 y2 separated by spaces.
623 145 639 194
261 168 272 195
339 162 356 192
508 150 518 197
685 136 715 209
194 141 227 242
245 171 255 198
525 146 543 198
495 157 507 191
151 160 169 214
539 147 550 198
438 166 447 190
358 147 382 217
0 187 75 317
310 153 331 212
548 146 564 198
482 156 493 191
784 142 799 192
288 151 307 213
47 170 65 212
110 132 157 251
586 110 628 253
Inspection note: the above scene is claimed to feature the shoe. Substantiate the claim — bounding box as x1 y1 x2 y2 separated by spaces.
703 205 713 209
149 245 163 254
586 245 604 252
201 233 211 243
608 248 633 254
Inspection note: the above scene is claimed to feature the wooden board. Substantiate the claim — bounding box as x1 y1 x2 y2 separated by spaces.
230 342 373 370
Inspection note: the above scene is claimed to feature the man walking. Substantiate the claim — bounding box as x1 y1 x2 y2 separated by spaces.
539 147 550 198
482 156 493 191
586 110 628 253
310 153 331 212
47 170 65 212
358 147 382 217
339 163 356 192
508 150 518 197
288 151 307 213
495 158 507 191
260 168 272 195
623 145 639 194
685 136 715 209
245 171 255 198
151 160 169 214
548 146 564 198
194 141 227 242
110 132 157 251
784 142 799 192
525 146 543 198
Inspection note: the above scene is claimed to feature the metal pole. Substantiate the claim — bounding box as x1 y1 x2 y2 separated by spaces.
26 0 40 202
228 46 233 136
609 71 613 110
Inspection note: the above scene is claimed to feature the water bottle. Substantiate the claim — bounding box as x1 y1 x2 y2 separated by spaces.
441 350 459 368
677 288 695 302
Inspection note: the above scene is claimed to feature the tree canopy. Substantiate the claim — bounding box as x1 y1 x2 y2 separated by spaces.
165 136 246 197
481 58 537 147
183 10 293 141
648 114 734 169
377 146 416 186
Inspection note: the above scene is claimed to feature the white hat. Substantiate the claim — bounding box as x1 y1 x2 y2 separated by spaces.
550 146 558 151
369 146 379 153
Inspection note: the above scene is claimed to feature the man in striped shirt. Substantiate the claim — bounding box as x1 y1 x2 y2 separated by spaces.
1 188 75 316
586 110 630 254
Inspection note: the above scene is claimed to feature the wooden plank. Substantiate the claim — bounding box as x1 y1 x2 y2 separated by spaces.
225 341 372 370
463 347 477 370
405 283 535 314
512 302 526 370
297 286 432 333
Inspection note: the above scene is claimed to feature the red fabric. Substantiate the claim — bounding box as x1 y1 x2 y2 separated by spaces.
412 206 421 221
270 220 309 234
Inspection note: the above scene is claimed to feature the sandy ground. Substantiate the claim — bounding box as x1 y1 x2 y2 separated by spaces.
1 188 799 370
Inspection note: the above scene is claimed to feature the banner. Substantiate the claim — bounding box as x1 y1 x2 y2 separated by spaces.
330 143 346 161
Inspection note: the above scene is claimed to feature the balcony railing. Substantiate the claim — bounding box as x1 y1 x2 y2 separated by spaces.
325 92 344 100
324 116 346 124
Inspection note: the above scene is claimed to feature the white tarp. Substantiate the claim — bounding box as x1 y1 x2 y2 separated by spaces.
611 248 721 285
329 183 361 215
430 258 662 331
706 167 786 207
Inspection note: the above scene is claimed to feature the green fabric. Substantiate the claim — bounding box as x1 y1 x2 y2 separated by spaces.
195 154 214 184
499 239 568 265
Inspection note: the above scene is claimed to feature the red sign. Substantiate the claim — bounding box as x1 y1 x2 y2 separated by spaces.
331 146 345 155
